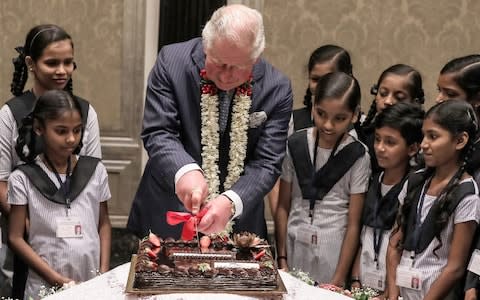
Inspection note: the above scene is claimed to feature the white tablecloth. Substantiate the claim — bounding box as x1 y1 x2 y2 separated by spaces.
44 263 350 300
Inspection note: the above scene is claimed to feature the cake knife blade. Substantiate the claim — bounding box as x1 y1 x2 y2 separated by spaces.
195 219 201 252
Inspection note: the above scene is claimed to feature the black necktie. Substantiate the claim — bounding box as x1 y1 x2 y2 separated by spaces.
218 90 232 133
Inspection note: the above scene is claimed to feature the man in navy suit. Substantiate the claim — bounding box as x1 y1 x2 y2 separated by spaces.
127 4 293 239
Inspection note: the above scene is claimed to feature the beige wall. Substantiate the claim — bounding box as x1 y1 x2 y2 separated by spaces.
261 0 480 110
0 0 124 123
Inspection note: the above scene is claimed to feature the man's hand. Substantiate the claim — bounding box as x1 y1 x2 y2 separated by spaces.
197 195 233 234
175 170 208 214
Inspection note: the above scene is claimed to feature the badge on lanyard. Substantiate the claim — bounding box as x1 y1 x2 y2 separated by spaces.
56 216 83 238
363 267 386 290
297 225 318 246
396 263 423 291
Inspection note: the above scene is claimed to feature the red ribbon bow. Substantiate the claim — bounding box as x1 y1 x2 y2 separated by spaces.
166 208 208 240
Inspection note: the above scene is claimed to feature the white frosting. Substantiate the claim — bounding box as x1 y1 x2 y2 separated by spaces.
214 262 260 269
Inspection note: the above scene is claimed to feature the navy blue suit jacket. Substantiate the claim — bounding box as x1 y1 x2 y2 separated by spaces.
127 38 293 239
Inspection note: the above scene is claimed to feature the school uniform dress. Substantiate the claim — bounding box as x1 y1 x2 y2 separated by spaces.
281 128 371 283
7 156 110 300
0 93 102 298
359 172 395 291
397 177 480 300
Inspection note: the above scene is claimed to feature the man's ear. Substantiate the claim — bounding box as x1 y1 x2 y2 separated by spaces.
455 131 469 150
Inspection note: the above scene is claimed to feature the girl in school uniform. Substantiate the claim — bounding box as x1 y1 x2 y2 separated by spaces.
275 72 371 286
434 55 480 299
358 64 424 173
387 100 480 300
351 102 424 294
290 44 353 133
0 24 102 299
7 90 111 299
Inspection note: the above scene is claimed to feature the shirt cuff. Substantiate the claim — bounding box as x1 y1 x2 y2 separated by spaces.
174 163 202 192
222 190 243 219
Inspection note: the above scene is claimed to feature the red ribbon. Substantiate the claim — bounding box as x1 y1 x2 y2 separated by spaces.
166 208 208 240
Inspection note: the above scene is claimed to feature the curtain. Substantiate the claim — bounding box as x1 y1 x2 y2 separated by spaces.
158 0 226 51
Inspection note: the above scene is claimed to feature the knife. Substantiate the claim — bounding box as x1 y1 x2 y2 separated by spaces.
195 217 201 252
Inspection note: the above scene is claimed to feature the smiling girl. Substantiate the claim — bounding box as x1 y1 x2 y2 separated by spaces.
387 100 480 300
275 72 370 286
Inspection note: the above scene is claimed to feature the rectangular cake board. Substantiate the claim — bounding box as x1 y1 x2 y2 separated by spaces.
125 255 287 298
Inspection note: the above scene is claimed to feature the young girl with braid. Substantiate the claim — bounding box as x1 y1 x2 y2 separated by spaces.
0 24 102 299
276 72 371 286
8 90 111 299
434 54 480 300
387 100 480 300
270 45 353 218
350 102 424 294
358 64 424 173
290 45 353 133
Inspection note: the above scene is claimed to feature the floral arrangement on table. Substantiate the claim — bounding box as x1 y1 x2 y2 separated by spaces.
288 269 380 300
31 269 101 299
199 69 253 236
36 281 76 299
320 283 380 300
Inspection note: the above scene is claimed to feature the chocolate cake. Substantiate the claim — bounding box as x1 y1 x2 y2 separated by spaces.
133 232 278 291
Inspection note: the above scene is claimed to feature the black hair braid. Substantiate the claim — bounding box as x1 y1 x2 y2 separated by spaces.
431 167 463 257
361 98 377 128
15 113 40 163
303 87 312 109
65 78 73 93
394 168 435 250
431 140 475 256
10 52 28 96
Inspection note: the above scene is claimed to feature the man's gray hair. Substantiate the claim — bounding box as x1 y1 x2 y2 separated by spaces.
202 4 265 61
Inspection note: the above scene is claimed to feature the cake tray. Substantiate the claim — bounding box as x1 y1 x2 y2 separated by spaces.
125 254 287 298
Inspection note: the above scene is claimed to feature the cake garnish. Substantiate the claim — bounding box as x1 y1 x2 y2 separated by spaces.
233 232 261 249
198 263 212 273
148 230 161 247
262 260 274 269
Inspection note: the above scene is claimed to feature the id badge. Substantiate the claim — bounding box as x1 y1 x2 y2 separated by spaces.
468 249 480 276
56 216 83 238
297 225 318 245
363 266 385 290
396 265 422 290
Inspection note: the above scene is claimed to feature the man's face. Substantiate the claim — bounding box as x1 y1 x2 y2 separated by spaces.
204 38 256 91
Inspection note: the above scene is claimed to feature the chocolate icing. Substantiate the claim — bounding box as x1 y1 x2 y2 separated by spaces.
133 233 278 291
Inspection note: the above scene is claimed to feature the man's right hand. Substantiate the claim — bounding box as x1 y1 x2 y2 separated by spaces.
175 170 209 214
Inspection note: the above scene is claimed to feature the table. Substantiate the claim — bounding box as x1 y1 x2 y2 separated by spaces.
44 262 351 300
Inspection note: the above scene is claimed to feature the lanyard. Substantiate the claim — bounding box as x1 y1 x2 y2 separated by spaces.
372 173 385 269
43 154 72 215
410 177 432 260
309 130 344 223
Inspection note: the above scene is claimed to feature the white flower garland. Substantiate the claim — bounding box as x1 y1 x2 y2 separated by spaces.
199 81 252 200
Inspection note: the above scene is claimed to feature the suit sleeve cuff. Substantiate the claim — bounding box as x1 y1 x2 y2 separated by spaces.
174 163 202 192
222 190 243 219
